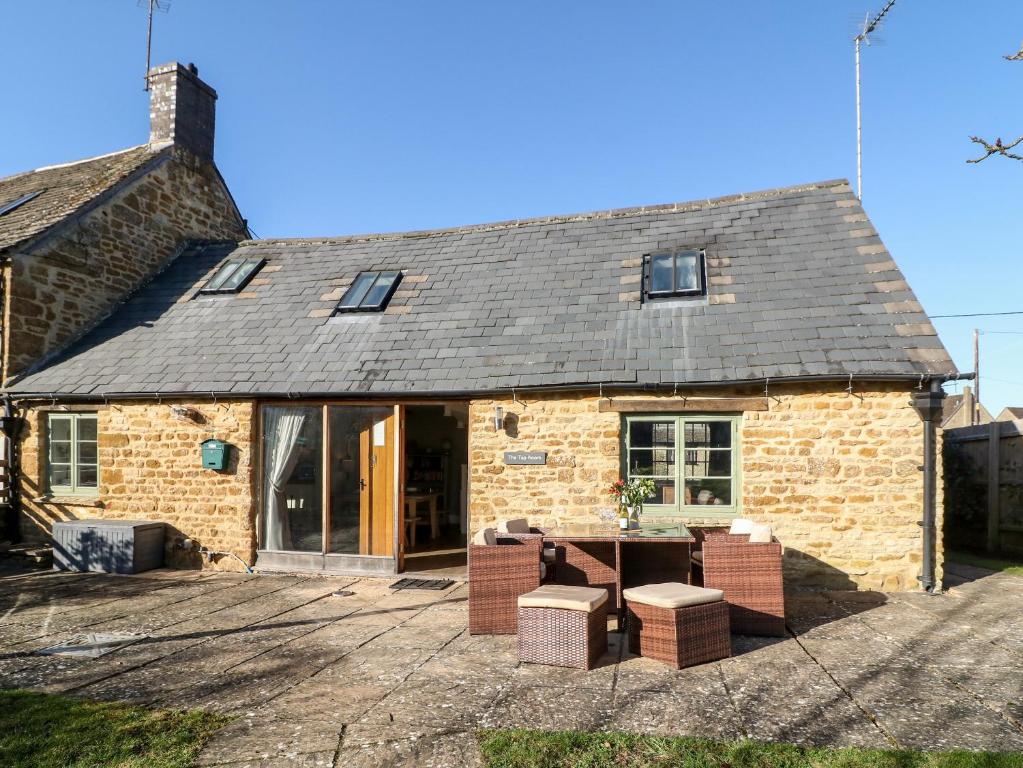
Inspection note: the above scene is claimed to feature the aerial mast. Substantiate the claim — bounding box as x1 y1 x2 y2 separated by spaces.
140 0 172 91
853 0 898 200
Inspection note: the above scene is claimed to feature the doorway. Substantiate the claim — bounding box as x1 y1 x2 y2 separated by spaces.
258 404 398 573
400 404 469 575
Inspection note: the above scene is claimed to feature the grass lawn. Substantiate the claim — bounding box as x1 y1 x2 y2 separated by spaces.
0 689 229 768
478 731 1023 768
949 551 1023 577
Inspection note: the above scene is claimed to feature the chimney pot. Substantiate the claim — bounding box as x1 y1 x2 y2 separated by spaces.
147 61 217 160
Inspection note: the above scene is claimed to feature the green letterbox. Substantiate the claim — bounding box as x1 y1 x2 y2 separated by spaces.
201 438 229 471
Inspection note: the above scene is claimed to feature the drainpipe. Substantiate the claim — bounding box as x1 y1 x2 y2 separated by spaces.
910 381 945 593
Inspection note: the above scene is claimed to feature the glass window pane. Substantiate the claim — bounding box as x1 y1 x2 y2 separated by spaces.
339 273 377 308
628 448 675 477
360 272 399 308
77 465 98 488
262 406 323 552
77 417 97 441
50 441 72 464
650 254 673 293
675 251 700 291
685 478 732 506
78 442 98 464
328 406 393 554
629 420 675 448
684 448 731 478
49 417 71 441
49 465 71 488
218 260 260 291
204 262 240 292
684 421 731 448
645 479 676 505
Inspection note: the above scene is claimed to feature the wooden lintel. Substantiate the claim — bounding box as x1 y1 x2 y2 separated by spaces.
597 397 769 413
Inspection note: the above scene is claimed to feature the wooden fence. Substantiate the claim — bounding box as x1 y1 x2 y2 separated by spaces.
944 420 1023 556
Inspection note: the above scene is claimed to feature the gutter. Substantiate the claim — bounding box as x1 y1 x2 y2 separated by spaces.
5 372 972 404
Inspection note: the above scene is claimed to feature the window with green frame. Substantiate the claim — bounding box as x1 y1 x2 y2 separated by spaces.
46 413 99 495
624 414 739 515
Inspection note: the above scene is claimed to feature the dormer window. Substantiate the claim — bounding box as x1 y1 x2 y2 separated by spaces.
335 271 402 313
199 258 265 295
643 249 706 301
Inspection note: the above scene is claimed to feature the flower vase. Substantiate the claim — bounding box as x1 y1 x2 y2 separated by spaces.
629 506 641 530
624 506 638 530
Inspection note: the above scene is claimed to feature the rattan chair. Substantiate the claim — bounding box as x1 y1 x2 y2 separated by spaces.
701 531 786 636
469 534 545 635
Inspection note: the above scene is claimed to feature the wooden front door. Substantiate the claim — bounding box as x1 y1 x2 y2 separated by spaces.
358 411 395 556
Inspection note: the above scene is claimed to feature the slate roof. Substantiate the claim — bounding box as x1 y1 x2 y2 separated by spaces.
0 145 164 256
8 178 956 397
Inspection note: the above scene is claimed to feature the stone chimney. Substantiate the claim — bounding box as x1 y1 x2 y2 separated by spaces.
147 62 217 160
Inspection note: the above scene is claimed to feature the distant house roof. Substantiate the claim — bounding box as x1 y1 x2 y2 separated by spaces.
8 178 957 398
997 407 1023 422
0 145 165 256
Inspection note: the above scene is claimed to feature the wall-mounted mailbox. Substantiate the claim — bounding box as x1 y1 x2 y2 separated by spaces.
201 438 229 471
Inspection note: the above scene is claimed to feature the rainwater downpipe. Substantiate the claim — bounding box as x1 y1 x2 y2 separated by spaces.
911 381 945 594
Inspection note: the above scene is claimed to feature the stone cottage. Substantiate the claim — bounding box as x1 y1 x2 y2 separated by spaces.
1 63 958 591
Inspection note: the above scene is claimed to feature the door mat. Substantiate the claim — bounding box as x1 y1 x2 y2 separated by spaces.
389 577 454 591
36 632 147 659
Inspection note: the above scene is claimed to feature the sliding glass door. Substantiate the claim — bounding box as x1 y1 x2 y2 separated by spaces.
260 404 396 557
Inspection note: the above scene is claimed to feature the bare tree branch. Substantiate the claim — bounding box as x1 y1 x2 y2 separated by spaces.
1005 41 1023 61
967 135 1023 163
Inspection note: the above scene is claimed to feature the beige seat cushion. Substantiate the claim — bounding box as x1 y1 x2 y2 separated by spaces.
518 584 608 612
691 550 704 564
498 518 531 534
542 546 557 564
472 528 497 546
729 518 755 535
622 582 724 609
748 524 773 543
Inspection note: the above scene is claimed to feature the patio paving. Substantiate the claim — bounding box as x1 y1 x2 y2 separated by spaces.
0 563 1020 766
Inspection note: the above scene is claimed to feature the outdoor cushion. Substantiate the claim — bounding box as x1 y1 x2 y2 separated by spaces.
498 518 531 534
691 550 704 564
748 524 773 543
542 546 556 564
518 584 608 612
729 518 755 535
472 528 497 546
622 582 724 609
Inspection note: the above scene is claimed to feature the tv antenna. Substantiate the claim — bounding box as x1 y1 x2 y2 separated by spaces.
853 0 897 200
140 0 172 91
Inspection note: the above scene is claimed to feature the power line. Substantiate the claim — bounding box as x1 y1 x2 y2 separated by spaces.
931 311 1023 319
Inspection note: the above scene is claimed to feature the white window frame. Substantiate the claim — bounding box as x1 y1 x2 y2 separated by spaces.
624 414 740 517
46 413 99 496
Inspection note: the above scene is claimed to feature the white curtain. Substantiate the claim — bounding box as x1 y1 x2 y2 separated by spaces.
263 408 307 551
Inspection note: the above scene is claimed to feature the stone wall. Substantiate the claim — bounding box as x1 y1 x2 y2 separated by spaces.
469 383 939 591
3 147 244 379
18 400 256 571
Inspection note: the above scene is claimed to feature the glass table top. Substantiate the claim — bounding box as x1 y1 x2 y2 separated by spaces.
540 522 693 541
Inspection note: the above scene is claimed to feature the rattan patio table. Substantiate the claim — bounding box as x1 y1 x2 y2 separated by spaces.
541 523 695 631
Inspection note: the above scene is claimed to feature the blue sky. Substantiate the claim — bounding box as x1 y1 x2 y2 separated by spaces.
1 1 1020 410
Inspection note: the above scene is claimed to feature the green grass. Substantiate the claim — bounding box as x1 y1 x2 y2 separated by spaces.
0 689 230 768
478 731 1023 768
948 551 1023 577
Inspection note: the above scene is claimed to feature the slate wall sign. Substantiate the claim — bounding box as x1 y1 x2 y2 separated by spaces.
504 451 547 465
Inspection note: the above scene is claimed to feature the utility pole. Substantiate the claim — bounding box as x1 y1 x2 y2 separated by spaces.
974 328 981 425
853 0 898 200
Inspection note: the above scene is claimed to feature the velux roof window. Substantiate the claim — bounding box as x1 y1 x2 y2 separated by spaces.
335 271 402 313
0 189 44 217
199 258 265 295
643 249 706 301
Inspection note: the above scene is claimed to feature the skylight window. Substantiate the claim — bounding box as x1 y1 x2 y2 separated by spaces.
198 258 265 295
0 189 44 217
643 249 706 301
336 271 402 313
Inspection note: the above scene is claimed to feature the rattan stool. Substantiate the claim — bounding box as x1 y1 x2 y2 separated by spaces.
623 582 731 669
517 584 609 670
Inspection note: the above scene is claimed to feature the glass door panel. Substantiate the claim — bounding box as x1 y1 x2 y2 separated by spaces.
261 406 323 552
329 406 394 555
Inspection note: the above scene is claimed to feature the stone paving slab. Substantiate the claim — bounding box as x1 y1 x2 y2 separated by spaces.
0 566 1021 766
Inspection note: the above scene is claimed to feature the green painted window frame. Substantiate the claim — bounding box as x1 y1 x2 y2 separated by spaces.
623 414 740 517
46 413 99 496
